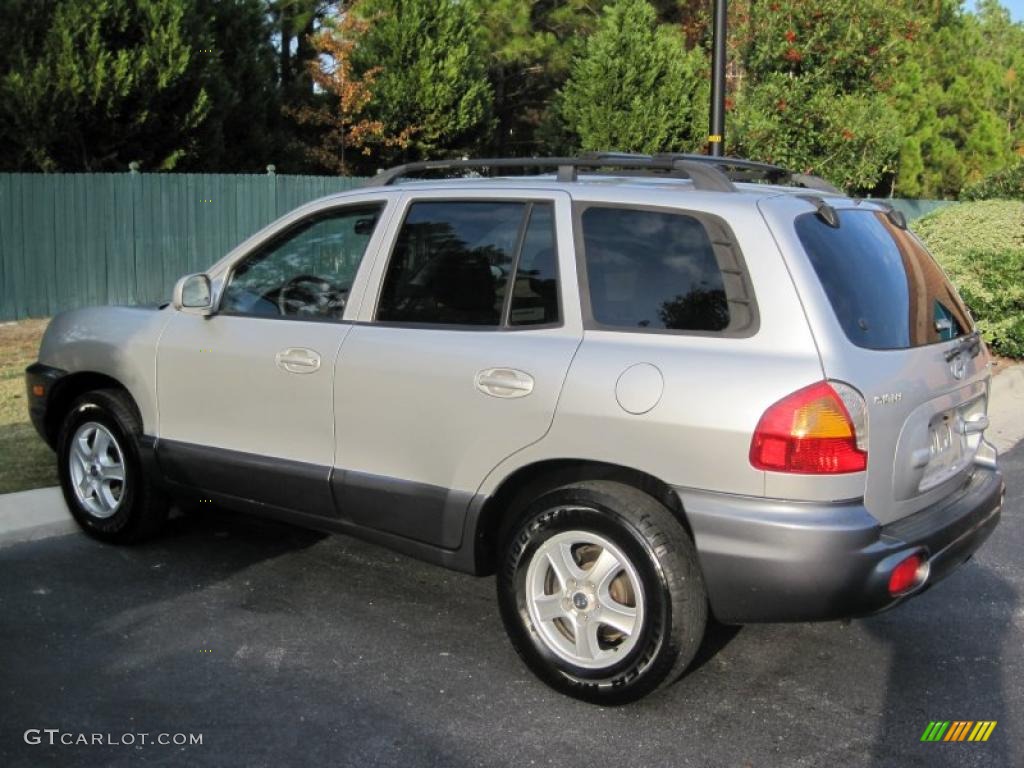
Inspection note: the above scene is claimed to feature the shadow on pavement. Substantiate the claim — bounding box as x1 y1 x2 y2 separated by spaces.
0 508 487 767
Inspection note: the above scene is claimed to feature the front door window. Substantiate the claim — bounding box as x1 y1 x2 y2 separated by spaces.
221 204 384 320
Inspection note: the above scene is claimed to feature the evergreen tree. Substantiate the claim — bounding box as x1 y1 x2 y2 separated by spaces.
0 0 213 171
351 0 494 166
470 0 601 156
268 1 331 109
974 0 1024 153
557 0 707 154
188 0 289 172
726 0 913 192
893 2 1017 197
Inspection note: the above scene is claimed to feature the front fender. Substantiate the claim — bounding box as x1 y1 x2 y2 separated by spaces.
38 306 173 436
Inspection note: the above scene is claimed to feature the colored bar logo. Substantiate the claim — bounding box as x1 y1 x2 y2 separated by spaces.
921 721 997 742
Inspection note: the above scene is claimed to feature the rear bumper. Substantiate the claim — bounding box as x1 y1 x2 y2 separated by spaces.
677 466 1004 623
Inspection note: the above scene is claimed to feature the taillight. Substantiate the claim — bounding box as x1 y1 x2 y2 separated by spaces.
750 381 868 474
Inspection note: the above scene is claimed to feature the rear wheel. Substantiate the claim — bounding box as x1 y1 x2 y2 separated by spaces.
57 389 169 543
497 481 707 704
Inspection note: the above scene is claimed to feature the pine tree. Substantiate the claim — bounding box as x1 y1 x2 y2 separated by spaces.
268 0 331 105
470 0 600 156
351 0 494 166
188 0 290 172
0 0 213 171
892 3 1016 198
557 0 707 154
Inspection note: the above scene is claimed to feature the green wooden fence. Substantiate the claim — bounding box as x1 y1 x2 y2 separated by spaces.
0 172 362 321
0 172 957 322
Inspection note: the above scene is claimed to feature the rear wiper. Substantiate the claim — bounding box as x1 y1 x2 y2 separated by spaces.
944 330 982 361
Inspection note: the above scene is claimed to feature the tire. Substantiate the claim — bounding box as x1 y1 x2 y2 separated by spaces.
497 480 707 704
56 388 169 544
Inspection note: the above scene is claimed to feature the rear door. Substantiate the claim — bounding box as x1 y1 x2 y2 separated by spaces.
761 197 993 524
332 189 582 548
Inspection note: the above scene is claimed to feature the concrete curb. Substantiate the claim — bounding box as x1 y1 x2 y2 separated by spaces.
0 487 76 548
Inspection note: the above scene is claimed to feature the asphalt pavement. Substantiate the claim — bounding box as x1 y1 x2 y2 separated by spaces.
1 447 1021 768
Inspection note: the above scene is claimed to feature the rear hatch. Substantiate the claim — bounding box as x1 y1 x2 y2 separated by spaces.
761 197 994 525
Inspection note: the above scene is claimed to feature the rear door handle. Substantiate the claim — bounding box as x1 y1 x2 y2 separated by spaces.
475 368 534 398
276 347 321 374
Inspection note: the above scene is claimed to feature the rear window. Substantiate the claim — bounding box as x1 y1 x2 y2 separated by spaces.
795 210 973 350
579 207 730 332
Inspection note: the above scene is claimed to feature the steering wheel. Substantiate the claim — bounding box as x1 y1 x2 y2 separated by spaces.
277 274 347 318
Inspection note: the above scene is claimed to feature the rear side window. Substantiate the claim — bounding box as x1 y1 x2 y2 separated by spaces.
579 207 734 332
795 210 973 350
376 201 559 327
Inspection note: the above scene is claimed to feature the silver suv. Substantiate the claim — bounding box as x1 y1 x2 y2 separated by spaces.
26 155 1005 703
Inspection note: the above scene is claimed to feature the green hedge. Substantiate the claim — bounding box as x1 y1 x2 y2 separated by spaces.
960 160 1024 201
914 201 1024 358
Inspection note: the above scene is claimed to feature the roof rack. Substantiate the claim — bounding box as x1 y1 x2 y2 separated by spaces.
648 153 843 194
363 156 737 193
362 153 843 195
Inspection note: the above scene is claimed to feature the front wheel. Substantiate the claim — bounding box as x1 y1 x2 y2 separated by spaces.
497 481 707 704
57 389 169 544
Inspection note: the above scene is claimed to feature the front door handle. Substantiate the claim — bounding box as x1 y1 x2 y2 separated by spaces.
276 347 321 374
475 368 534 398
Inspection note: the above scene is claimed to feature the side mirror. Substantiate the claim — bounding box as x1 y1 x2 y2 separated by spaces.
173 273 214 316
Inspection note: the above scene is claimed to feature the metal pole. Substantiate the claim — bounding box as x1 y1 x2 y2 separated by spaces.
709 0 727 156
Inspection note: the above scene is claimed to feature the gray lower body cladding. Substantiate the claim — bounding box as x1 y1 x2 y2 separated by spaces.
678 466 1004 624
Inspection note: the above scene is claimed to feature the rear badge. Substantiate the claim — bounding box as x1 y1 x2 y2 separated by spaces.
873 392 903 406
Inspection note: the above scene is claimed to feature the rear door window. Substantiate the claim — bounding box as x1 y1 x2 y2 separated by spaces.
579 207 738 332
376 200 559 327
795 210 972 350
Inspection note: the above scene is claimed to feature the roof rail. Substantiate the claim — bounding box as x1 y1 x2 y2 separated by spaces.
362 156 737 193
362 153 844 196
651 153 843 195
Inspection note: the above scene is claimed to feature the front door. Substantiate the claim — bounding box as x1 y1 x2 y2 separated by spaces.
156 199 392 517
333 191 582 548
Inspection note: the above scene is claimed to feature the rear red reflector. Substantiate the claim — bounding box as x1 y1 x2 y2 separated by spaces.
888 553 926 596
749 381 867 474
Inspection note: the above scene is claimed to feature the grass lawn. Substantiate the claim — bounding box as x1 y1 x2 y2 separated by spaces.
0 319 57 494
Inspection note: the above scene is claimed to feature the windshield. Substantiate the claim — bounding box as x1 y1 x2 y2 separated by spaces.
795 209 973 350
